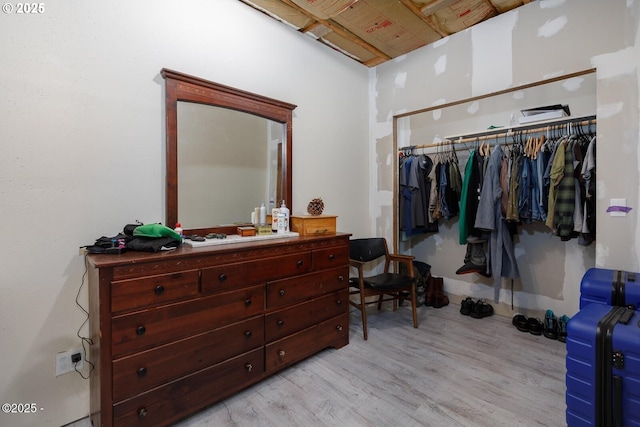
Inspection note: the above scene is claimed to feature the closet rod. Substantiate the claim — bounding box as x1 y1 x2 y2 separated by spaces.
399 114 596 151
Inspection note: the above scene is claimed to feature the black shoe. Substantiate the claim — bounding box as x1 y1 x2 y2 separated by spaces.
460 297 474 315
455 262 486 275
512 314 529 332
528 318 543 335
543 310 558 340
470 299 494 319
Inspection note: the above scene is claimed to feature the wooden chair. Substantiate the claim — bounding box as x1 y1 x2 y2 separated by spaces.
348 238 418 340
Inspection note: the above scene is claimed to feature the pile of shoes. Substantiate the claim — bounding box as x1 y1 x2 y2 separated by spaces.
512 310 570 342
459 296 494 319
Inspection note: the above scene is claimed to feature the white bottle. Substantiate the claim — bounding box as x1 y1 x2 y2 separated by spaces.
259 202 266 225
277 213 286 233
174 222 184 242
279 200 290 232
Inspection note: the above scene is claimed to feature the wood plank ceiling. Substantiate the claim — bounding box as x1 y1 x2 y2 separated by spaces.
239 0 534 67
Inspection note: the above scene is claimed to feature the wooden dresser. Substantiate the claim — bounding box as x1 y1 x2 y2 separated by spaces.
87 233 350 427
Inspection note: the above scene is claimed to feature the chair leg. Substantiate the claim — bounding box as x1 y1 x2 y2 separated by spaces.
411 284 418 328
361 297 369 340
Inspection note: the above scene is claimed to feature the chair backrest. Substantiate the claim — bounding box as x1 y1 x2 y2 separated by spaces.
349 238 388 262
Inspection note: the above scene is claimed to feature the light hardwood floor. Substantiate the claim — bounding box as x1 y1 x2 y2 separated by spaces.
69 302 567 427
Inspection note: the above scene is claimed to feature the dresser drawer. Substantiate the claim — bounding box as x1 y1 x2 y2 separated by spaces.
111 270 200 314
266 266 348 309
265 312 349 374
312 245 349 271
201 251 312 293
112 347 265 427
111 284 264 358
112 315 264 402
265 290 348 342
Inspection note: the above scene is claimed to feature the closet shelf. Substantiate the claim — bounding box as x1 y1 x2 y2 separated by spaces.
399 114 596 152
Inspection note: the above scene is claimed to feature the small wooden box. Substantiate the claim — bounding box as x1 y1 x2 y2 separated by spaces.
237 226 256 237
291 215 337 236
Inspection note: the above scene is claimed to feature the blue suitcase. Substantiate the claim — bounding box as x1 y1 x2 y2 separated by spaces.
580 268 640 309
566 304 640 426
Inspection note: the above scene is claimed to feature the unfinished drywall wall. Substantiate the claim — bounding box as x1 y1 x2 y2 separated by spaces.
593 44 640 271
372 0 639 318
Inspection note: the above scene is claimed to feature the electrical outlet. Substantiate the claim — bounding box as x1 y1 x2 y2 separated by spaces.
55 349 84 376
78 246 88 256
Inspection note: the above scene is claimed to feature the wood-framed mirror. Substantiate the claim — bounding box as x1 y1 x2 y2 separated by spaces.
161 68 296 236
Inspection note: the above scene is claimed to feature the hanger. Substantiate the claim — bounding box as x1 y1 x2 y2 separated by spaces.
479 136 491 157
533 135 545 159
524 135 533 157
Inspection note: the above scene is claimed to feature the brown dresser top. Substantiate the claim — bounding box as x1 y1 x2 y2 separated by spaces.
87 232 350 269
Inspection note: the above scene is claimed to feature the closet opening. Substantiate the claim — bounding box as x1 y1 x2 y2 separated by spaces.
392 69 597 315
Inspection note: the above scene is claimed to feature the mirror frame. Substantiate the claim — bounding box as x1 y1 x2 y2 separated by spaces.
161 68 296 235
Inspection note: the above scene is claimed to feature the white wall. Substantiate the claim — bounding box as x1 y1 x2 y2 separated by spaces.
0 2 369 426
372 0 640 319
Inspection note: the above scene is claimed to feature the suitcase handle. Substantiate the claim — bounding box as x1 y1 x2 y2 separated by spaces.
613 375 623 427
618 308 634 325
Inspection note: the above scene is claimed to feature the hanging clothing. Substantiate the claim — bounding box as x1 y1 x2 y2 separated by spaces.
399 155 417 234
506 147 522 222
545 137 567 231
533 148 550 222
399 154 439 238
518 155 533 223
554 137 577 240
458 150 484 244
580 136 596 245
500 154 509 216
437 161 461 220
416 154 439 234
474 144 520 303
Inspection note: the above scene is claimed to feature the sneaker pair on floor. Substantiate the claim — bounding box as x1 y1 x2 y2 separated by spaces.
512 310 569 342
460 297 494 319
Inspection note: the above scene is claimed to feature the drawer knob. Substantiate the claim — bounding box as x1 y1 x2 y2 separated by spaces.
278 350 286 359
279 289 286 297
246 363 253 372
136 325 146 336
336 299 342 305
297 260 303 267
138 407 148 419
277 320 284 327
336 325 343 331
137 367 147 377
154 285 165 295
328 254 335 260
245 299 252 306
338 275 344 281
245 331 252 338
219 273 227 282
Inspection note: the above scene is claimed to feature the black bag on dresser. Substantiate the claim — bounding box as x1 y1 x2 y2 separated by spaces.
84 222 181 254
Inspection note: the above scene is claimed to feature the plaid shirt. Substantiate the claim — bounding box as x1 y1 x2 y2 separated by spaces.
554 136 577 239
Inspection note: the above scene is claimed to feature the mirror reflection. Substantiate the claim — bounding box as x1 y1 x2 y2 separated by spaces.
177 102 284 228
161 68 295 235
